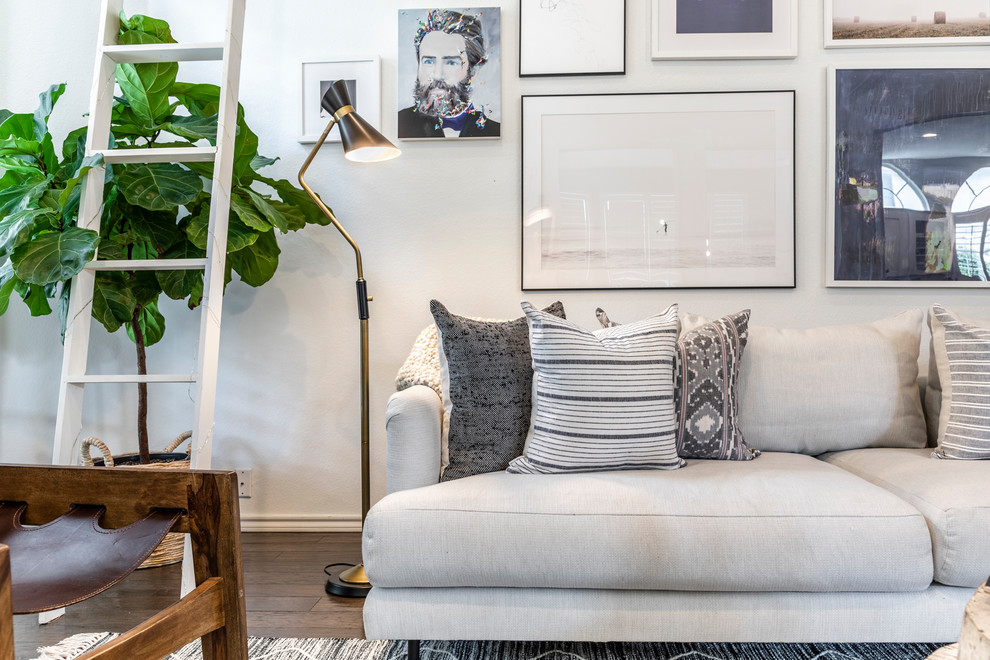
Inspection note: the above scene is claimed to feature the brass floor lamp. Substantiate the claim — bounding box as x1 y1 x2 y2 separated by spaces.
297 80 400 598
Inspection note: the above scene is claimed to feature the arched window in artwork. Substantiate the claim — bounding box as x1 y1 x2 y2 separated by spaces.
882 165 928 211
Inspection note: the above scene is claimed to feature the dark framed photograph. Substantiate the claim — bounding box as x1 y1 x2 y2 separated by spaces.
827 66 990 287
397 7 501 140
519 0 625 77
522 91 795 290
651 0 797 59
825 1 990 47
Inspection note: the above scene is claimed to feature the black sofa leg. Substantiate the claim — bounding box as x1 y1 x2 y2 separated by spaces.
407 639 420 660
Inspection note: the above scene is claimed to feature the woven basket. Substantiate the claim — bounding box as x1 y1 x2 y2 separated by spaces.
80 431 192 569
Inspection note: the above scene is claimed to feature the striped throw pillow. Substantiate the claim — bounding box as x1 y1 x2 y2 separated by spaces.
506 303 684 474
931 304 990 460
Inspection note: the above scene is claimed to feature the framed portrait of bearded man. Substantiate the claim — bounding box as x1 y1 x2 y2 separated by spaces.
397 7 502 140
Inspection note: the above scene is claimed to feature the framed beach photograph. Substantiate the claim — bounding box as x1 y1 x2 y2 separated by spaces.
397 7 501 140
519 0 625 77
300 58 382 144
651 0 797 59
827 66 990 287
825 1 990 48
521 91 795 291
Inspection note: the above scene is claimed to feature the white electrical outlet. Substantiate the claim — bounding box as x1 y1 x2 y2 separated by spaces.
235 468 252 498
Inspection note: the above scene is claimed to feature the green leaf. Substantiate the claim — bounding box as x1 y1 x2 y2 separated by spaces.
115 32 178 125
92 271 136 332
233 106 259 182
114 201 183 252
0 113 35 140
13 279 53 316
0 208 57 260
157 239 204 304
0 136 41 157
244 188 288 232
10 227 99 285
228 228 280 287
40 133 58 179
61 126 88 164
163 114 217 143
119 12 176 43
186 205 259 252
230 190 270 231
126 300 165 347
0 172 50 217
57 152 104 220
256 175 327 227
250 154 278 170
0 261 16 316
170 83 221 118
270 199 307 232
57 278 70 342
33 83 66 142
117 162 202 211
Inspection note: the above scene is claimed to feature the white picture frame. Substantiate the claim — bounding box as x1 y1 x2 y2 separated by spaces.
651 0 797 60
826 65 990 287
824 1 990 48
519 0 625 77
299 57 382 144
522 91 796 291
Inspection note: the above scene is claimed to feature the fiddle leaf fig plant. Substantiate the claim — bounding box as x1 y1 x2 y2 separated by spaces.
0 12 327 462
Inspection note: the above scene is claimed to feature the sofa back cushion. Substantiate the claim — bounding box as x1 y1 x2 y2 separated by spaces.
683 310 927 454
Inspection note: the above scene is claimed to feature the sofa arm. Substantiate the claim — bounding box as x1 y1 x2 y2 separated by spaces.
385 385 442 493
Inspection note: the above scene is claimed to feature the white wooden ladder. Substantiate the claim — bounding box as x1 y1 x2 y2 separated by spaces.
52 0 245 473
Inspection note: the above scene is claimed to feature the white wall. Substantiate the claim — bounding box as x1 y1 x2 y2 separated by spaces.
1 1 986 530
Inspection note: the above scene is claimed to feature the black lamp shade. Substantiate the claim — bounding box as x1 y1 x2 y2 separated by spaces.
321 80 400 163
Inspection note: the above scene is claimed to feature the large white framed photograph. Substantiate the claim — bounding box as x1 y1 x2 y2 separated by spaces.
522 91 795 291
299 57 381 144
827 65 990 287
652 0 797 59
825 1 990 48
519 0 625 77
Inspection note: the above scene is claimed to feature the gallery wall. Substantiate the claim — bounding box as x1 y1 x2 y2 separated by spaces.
0 0 986 530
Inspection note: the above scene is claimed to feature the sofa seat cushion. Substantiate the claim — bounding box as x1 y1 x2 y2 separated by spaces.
820 447 990 588
364 452 933 592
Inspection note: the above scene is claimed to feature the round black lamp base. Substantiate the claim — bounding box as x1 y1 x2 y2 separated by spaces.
324 563 372 599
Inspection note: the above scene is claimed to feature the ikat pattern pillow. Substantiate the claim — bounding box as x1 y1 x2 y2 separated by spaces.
930 304 990 460
432 300 566 481
675 310 759 461
507 303 684 474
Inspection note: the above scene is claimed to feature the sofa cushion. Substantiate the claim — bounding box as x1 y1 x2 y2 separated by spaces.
682 310 927 454
364 451 934 592
432 300 566 481
820 447 990 588
928 305 990 460
925 307 990 447
507 303 683 474
675 310 758 461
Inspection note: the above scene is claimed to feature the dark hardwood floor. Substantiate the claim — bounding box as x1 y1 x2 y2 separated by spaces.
12 532 366 660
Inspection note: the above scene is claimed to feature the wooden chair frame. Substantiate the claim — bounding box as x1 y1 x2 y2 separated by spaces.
0 464 247 660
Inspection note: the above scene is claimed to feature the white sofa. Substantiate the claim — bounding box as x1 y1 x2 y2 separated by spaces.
362 308 990 646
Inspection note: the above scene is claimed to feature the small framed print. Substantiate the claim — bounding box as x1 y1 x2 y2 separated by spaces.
825 1 990 48
300 57 382 144
651 0 797 60
519 0 625 77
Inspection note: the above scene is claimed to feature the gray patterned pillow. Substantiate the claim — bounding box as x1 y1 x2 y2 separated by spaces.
930 304 990 460
675 310 759 461
431 299 566 481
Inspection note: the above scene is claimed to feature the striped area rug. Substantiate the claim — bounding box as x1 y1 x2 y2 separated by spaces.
33 633 944 660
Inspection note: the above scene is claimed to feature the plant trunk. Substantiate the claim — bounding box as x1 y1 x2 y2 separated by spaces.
131 307 151 464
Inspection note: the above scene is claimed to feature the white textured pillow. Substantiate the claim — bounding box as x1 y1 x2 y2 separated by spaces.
395 324 444 396
929 304 990 460
925 306 990 448
683 310 927 454
507 303 684 474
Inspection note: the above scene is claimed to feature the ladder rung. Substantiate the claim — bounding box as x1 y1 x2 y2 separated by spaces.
103 42 224 63
98 147 217 164
66 374 198 384
86 259 208 272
